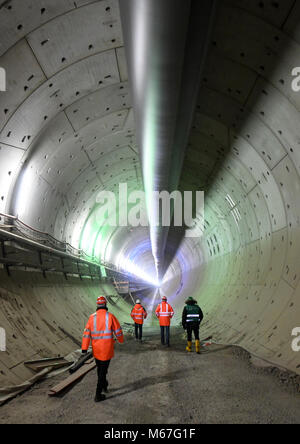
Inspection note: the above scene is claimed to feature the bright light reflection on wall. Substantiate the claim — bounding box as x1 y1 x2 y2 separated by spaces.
15 167 34 219
116 252 160 287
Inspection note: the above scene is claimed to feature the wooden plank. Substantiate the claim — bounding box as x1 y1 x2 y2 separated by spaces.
0 367 53 406
25 361 70 372
24 357 70 372
24 357 67 366
48 361 96 396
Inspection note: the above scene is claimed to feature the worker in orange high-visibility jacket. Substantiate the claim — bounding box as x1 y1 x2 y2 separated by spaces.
82 296 124 402
131 299 147 342
155 295 174 347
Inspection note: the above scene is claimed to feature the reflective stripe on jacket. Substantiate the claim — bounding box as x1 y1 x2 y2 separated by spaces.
82 309 124 361
131 304 147 325
186 313 201 322
155 302 174 326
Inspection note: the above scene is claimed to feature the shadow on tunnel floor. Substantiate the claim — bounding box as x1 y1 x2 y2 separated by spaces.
104 366 194 400
119 329 229 357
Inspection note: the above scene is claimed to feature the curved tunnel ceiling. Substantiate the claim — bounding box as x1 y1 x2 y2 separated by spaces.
0 0 300 376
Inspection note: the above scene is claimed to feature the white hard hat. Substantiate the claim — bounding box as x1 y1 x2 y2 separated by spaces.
136 299 141 304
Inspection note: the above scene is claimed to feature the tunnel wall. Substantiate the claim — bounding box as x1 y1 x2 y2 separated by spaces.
172 1 300 376
190 164 300 375
0 269 130 387
195 249 300 376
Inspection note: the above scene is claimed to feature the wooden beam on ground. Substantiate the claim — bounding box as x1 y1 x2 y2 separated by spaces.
0 367 54 406
48 360 95 397
24 357 70 372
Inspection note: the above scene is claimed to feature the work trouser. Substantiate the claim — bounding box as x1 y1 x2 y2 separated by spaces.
95 359 110 394
187 323 200 342
160 326 170 345
135 323 143 340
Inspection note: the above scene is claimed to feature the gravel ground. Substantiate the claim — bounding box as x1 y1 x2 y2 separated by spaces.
0 329 300 424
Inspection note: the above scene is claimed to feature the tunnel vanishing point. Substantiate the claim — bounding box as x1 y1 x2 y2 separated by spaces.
0 0 300 401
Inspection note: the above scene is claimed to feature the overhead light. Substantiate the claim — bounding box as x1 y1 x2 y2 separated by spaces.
115 252 160 287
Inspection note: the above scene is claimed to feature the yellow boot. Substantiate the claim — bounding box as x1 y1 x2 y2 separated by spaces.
195 340 201 354
186 341 192 352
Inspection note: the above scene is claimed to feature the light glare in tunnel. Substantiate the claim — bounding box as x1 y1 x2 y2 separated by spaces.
15 167 34 219
116 252 160 287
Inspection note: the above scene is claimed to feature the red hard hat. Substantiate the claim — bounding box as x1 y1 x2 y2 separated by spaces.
97 296 107 307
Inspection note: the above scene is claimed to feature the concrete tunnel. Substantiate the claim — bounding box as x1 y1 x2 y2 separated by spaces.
0 0 300 422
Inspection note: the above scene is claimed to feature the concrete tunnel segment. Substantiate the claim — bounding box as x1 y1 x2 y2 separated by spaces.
0 0 300 387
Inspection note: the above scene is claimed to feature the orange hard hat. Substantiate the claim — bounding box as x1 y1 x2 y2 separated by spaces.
97 296 107 307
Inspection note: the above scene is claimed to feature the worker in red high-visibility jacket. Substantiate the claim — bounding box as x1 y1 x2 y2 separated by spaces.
82 296 124 402
131 299 147 342
155 295 174 347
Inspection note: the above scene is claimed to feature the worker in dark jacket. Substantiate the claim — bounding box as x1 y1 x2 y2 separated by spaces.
182 297 203 354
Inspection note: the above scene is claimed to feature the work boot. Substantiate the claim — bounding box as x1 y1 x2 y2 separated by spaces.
186 341 192 352
195 340 201 354
94 393 106 403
